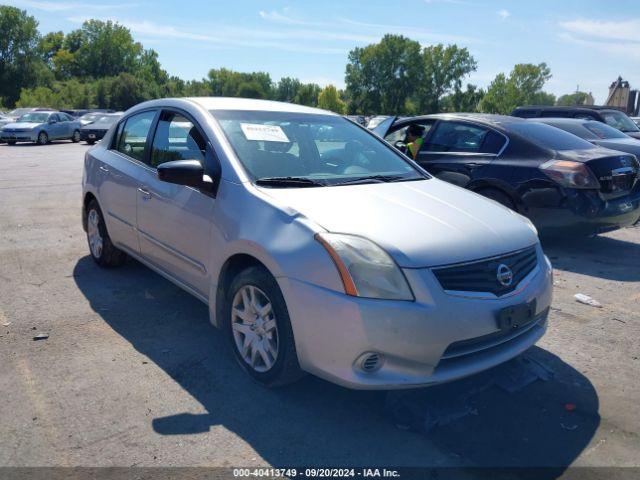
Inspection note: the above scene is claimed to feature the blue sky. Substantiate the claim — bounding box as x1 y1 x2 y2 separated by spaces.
5 0 640 103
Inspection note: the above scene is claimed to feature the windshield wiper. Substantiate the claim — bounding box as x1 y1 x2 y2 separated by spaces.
333 174 416 186
255 176 326 187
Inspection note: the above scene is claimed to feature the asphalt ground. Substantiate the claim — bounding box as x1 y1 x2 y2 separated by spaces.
0 141 638 478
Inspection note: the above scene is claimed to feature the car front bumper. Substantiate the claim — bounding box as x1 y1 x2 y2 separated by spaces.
0 131 36 142
527 187 640 236
279 245 553 390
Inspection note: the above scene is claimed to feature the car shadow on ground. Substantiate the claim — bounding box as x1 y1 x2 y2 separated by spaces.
1 141 78 147
541 230 640 282
73 255 599 476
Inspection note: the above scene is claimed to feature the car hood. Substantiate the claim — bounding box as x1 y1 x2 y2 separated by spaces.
593 138 640 156
260 179 538 268
4 122 40 129
624 131 640 140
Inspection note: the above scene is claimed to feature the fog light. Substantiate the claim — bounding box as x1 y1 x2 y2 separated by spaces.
355 352 385 373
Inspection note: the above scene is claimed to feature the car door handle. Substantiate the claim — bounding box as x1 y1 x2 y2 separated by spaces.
99 165 109 173
465 163 482 169
138 187 152 200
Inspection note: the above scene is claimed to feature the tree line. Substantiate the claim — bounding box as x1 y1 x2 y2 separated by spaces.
0 5 589 115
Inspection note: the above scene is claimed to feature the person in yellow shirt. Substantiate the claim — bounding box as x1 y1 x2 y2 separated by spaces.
405 124 425 160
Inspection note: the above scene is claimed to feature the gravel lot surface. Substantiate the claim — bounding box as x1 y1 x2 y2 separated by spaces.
1 142 638 476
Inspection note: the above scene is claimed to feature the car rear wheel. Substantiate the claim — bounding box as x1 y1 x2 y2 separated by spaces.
477 188 516 211
225 266 304 387
86 199 127 268
37 132 48 145
86 140 95 145
71 130 81 143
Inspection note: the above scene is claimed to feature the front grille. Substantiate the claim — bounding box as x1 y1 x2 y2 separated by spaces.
432 246 538 296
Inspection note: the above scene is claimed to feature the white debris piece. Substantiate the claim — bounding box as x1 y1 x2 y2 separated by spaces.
574 293 602 308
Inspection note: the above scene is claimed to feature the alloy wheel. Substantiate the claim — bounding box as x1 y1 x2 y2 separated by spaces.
231 285 279 372
87 209 103 259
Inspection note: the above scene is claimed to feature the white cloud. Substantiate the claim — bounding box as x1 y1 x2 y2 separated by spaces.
5 0 139 11
424 0 473 5
66 16 350 55
497 9 510 20
557 31 640 60
559 18 640 43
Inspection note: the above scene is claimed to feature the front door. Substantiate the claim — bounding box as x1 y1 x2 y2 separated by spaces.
415 120 505 187
136 110 215 298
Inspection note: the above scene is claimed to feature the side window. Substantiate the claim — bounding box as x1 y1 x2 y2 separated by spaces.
479 130 507 154
60 113 71 121
50 114 60 123
385 122 433 146
117 111 156 162
150 112 206 168
425 121 490 153
573 113 597 120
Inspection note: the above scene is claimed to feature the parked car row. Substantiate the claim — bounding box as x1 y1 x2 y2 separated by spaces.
0 108 122 145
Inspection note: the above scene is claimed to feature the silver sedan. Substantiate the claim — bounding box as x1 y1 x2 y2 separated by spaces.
1 111 81 145
81 97 553 389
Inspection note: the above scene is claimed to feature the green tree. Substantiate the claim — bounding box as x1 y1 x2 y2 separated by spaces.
208 68 273 98
0 6 42 106
556 91 590 106
275 77 302 102
479 63 554 114
72 20 142 78
294 83 321 106
419 44 477 113
345 34 422 115
317 85 347 113
441 84 485 112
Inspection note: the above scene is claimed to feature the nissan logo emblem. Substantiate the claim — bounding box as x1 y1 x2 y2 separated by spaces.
496 263 514 287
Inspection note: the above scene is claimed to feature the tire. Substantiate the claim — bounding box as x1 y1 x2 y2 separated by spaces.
225 266 304 387
477 188 516 211
86 199 127 268
71 130 81 143
7 140 16 145
86 140 95 145
37 131 48 145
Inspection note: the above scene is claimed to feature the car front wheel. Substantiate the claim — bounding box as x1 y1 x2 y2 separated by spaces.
86 199 127 267
37 132 48 145
225 266 304 387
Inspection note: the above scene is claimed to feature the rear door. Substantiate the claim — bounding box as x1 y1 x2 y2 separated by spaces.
97 110 158 252
135 109 216 297
416 120 506 187
48 114 65 139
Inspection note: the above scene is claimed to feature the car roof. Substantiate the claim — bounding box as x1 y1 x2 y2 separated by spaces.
528 117 589 125
185 97 336 115
410 113 527 127
514 105 622 112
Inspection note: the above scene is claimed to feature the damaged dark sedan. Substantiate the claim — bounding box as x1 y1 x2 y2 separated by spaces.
373 114 640 236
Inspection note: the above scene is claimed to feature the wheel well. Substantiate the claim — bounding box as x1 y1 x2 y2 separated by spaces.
82 192 97 231
214 254 268 328
473 186 518 211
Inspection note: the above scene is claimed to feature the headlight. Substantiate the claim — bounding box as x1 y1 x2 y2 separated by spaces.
539 160 600 189
315 233 414 300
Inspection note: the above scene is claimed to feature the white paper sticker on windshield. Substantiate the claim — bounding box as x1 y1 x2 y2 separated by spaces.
240 123 289 142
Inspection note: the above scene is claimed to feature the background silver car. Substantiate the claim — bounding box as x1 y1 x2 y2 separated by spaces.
1 111 81 145
82 97 553 389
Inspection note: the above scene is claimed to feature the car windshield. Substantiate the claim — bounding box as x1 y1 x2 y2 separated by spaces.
212 110 426 186
9 108 32 117
80 113 102 122
507 122 595 151
583 121 629 139
90 115 120 127
17 113 50 123
601 111 640 133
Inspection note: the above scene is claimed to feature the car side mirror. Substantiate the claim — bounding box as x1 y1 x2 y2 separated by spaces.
157 160 206 188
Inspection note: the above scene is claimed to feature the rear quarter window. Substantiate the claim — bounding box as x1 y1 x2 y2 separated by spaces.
507 122 595 151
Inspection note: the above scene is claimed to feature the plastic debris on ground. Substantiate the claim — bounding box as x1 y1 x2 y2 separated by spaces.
33 333 49 341
574 293 602 308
